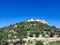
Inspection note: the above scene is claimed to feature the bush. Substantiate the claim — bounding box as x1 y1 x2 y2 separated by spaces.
36 41 44 45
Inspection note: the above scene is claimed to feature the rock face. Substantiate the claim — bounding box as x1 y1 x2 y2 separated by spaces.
26 18 48 25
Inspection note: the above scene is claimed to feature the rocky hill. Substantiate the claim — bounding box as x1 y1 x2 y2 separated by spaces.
0 18 57 43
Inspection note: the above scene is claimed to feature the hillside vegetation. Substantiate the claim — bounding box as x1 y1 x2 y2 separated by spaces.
0 20 57 44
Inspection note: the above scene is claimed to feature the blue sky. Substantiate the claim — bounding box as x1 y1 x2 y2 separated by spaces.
0 0 60 28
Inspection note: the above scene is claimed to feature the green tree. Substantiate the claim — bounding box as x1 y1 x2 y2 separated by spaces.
36 41 44 45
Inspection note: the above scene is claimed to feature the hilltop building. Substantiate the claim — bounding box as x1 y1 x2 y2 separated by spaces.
26 18 48 25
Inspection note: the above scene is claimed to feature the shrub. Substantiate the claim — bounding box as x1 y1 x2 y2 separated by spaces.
36 41 44 45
